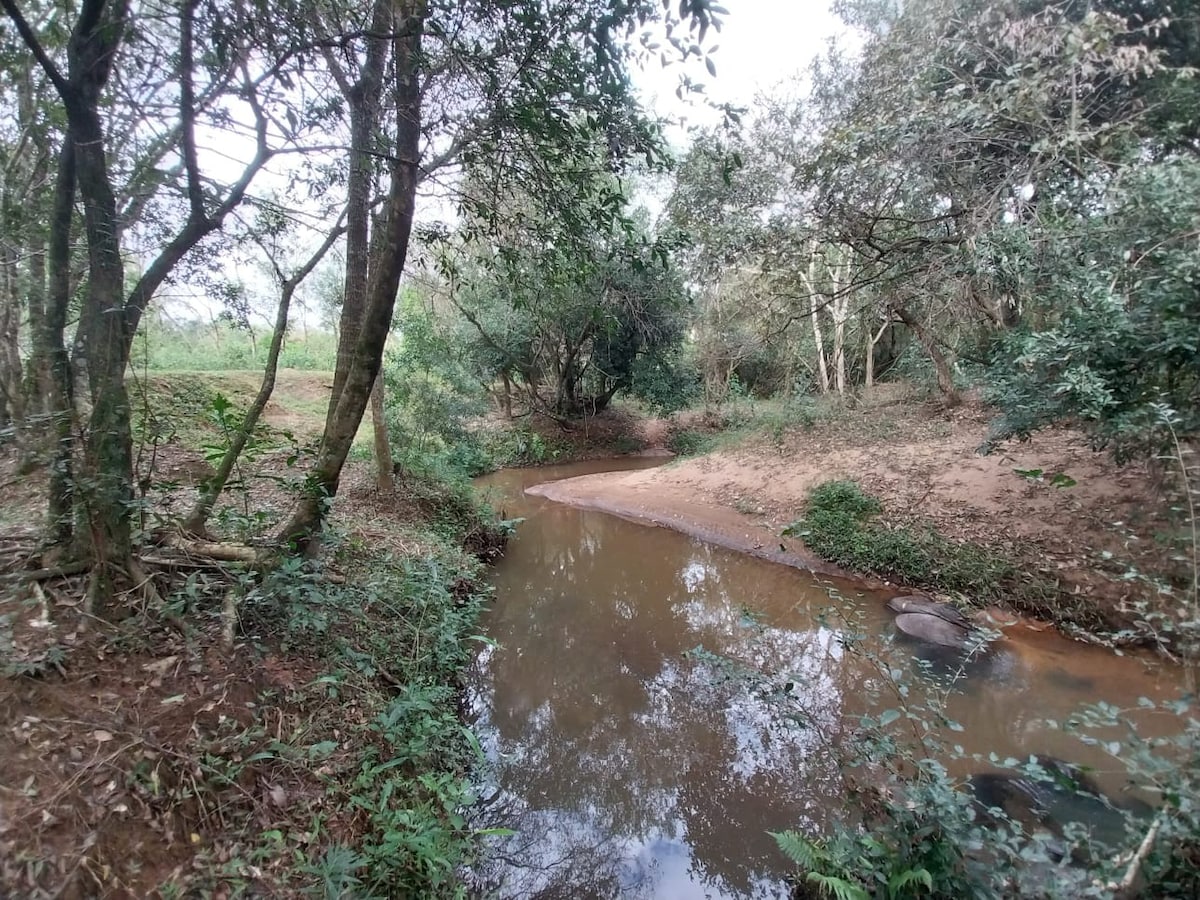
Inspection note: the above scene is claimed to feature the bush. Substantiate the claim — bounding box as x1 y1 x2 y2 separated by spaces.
785 480 1018 601
667 427 715 456
984 159 1200 463
630 349 702 414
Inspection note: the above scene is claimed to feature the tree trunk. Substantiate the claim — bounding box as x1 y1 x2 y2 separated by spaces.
501 370 513 418
320 0 391 437
182 217 345 535
865 318 890 388
801 248 830 395
22 232 47 413
810 294 830 394
73 99 135 603
830 254 851 395
278 1 425 550
894 305 959 404
42 139 77 546
832 309 846 395
0 244 21 427
370 374 394 495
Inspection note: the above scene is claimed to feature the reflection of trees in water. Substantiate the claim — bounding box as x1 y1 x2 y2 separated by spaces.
469 516 877 896
467 472 1179 896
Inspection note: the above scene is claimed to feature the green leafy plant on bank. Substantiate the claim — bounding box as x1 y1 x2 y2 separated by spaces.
783 481 1023 602
145 473 500 897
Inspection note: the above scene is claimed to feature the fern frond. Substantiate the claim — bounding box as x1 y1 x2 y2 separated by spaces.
769 829 828 871
887 866 934 897
806 871 871 900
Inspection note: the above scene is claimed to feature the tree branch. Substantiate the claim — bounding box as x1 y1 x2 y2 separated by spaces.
0 0 70 96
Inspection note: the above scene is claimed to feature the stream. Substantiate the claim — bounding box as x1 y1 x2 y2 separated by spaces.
466 459 1177 899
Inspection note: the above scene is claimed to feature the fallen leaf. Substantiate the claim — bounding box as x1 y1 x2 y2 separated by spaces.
142 656 179 677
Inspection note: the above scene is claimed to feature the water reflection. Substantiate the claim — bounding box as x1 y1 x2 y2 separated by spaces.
468 463 1173 898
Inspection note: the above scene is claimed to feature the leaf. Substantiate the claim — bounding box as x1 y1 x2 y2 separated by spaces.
705 57 717 78
878 708 902 727
888 868 934 893
806 872 869 900
1049 472 1077 488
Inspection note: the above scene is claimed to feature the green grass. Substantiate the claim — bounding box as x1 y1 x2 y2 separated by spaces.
785 480 1058 612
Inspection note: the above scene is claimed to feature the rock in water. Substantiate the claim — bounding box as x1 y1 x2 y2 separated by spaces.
894 611 979 649
887 594 973 628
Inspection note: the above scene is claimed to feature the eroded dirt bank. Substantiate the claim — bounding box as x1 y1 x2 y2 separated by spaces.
530 389 1182 637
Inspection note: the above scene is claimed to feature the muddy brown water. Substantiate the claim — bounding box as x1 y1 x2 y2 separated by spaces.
466 459 1180 899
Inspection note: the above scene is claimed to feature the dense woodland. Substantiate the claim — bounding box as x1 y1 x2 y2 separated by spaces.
1 0 1198 896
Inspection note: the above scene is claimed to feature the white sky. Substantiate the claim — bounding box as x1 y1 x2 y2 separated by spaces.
635 0 845 141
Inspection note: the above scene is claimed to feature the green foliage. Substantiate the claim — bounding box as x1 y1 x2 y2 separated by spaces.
667 427 715 457
985 160 1200 461
482 425 562 468
630 348 702 414
784 481 1023 603
443 171 691 418
385 293 494 479
134 316 338 372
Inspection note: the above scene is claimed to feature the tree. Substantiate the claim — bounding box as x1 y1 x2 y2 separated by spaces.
277 0 726 545
1 0 304 604
447 191 687 418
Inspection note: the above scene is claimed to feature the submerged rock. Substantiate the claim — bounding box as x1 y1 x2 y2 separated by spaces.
894 611 984 650
887 594 974 628
968 758 1152 857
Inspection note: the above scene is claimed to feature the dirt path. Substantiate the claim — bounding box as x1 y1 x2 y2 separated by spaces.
534 389 1178 632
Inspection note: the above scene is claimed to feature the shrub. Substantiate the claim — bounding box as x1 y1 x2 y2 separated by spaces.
667 427 715 456
785 480 1018 601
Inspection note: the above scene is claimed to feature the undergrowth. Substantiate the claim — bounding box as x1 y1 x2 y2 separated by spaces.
168 531 492 897
784 480 1067 620
1 460 503 898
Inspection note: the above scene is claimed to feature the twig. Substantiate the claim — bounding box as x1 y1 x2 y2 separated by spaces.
1111 813 1163 898
0 561 91 583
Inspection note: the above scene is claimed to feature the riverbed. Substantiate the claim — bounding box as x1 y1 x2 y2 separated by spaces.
466 460 1177 899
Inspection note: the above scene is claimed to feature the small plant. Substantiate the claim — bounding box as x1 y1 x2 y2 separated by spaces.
784 480 1021 602
667 427 714 456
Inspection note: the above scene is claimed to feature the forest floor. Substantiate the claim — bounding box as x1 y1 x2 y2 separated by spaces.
529 384 1190 643
0 370 497 898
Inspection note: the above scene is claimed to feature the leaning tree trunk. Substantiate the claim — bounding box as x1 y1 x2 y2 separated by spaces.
894 305 959 404
278 2 425 550
183 218 346 535
319 0 391 438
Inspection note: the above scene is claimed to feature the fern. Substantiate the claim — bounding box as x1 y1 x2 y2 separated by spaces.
806 871 871 900
770 830 829 872
887 867 934 897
